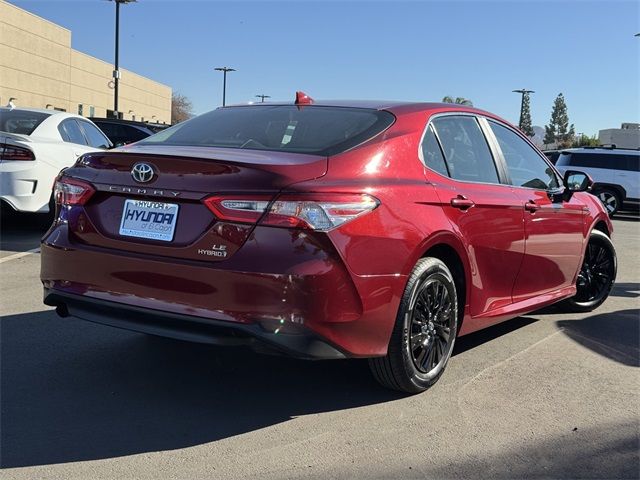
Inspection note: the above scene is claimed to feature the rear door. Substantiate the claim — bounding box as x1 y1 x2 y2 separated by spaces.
426 115 525 317
485 120 585 301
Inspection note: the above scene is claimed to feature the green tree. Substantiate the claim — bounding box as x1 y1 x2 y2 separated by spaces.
518 92 534 137
572 134 599 148
442 96 473 106
544 93 575 147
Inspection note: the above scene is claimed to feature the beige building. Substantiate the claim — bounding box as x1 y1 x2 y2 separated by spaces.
0 0 171 124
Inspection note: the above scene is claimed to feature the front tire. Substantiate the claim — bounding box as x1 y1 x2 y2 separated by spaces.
369 258 458 393
559 230 616 312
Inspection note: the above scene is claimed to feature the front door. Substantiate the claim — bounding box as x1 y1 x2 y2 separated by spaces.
485 120 585 302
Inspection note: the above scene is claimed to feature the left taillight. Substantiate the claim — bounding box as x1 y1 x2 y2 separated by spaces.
0 145 35 161
53 177 95 206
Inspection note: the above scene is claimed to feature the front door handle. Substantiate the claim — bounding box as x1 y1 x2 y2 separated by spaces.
450 195 475 210
525 200 540 212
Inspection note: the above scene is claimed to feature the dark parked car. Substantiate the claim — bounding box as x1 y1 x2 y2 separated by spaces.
42 94 616 393
543 149 561 164
91 118 170 147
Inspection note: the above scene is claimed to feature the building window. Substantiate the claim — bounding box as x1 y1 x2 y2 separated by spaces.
89 105 95 117
78 104 83 116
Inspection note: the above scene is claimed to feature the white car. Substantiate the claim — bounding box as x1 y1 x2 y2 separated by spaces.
556 147 640 216
0 107 111 213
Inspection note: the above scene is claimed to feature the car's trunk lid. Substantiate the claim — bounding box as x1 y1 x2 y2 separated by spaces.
63 146 327 261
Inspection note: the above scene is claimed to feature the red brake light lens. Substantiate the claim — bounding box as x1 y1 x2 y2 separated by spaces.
1 145 35 161
203 193 379 231
53 177 95 206
203 195 272 224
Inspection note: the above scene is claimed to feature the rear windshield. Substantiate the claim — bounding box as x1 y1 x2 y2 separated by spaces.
557 152 639 172
0 110 51 135
138 106 395 156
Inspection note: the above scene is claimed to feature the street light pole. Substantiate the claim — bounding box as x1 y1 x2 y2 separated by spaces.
109 0 136 119
512 88 535 130
214 67 236 106
255 94 271 103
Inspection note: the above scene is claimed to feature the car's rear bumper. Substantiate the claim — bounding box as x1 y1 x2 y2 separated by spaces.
41 224 405 357
43 289 346 359
0 161 56 212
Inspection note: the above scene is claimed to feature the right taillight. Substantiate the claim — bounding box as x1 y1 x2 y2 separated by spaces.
203 193 379 231
0 145 35 161
53 176 95 206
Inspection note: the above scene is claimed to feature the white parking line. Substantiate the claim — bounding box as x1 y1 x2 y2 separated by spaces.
0 248 40 264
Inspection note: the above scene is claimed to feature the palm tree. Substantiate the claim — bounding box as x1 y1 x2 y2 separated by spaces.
442 96 473 106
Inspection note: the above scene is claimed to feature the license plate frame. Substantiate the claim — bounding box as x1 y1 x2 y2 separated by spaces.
118 199 179 242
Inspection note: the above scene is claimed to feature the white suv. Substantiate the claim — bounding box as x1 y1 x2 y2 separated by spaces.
556 147 640 216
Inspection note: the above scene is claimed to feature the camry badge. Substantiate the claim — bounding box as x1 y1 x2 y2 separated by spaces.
131 163 154 183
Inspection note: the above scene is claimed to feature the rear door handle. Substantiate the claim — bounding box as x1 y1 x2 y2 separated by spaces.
524 200 540 212
450 195 475 210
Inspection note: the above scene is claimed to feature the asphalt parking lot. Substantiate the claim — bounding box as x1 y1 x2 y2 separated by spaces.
1 210 638 480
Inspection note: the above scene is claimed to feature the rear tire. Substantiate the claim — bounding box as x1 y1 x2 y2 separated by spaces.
593 187 621 217
558 230 616 313
369 258 458 393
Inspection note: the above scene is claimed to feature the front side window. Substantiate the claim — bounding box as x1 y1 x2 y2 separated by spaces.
78 121 111 149
489 121 559 190
432 116 499 184
58 119 87 145
421 125 449 176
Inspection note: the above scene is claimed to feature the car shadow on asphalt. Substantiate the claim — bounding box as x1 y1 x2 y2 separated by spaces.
556 308 639 367
1 309 401 468
1 306 544 468
610 282 640 299
0 210 50 254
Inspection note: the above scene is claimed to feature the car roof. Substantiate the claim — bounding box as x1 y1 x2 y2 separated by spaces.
560 147 640 156
226 100 494 116
0 106 55 115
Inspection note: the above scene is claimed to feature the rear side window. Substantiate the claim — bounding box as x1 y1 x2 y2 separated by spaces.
58 119 87 145
557 152 640 171
138 106 395 156
625 155 640 172
488 121 559 190
78 121 111 149
421 125 449 176
0 110 51 135
432 116 499 184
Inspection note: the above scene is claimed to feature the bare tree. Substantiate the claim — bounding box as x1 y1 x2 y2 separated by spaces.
171 92 194 124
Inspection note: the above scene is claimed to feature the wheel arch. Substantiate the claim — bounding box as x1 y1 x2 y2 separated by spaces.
593 183 627 201
407 232 471 331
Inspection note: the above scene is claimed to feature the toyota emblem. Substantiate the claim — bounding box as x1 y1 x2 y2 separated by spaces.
131 163 154 183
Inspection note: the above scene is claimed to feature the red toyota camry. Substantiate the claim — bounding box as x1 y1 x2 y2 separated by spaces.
41 93 616 393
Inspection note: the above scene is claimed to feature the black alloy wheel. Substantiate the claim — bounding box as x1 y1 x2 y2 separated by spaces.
408 277 454 378
369 258 458 393
560 229 617 312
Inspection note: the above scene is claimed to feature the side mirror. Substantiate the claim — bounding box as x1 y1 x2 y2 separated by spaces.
563 170 593 192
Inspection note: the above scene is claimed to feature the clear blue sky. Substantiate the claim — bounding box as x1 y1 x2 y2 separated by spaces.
9 0 640 135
